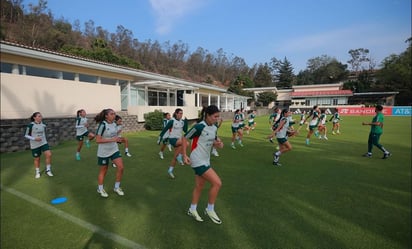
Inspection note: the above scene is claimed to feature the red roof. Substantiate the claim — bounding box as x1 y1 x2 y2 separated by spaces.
291 90 353 97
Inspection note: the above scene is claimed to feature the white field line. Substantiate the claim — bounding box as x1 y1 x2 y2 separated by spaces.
1 185 146 249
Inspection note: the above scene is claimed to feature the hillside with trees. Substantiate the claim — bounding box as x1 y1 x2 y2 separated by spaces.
1 0 411 105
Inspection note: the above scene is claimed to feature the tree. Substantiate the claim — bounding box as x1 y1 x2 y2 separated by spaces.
299 55 348 84
270 57 295 88
347 48 372 73
228 75 254 96
376 38 412 105
257 92 277 106
253 63 273 87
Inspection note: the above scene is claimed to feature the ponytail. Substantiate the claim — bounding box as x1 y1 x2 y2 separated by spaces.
76 109 83 118
199 105 220 122
94 109 113 123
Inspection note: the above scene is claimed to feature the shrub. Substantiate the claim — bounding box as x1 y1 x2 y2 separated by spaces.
144 110 164 130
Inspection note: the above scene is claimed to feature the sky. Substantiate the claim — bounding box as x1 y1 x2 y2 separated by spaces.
23 0 411 72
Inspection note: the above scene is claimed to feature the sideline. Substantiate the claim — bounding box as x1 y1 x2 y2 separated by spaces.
1 185 146 249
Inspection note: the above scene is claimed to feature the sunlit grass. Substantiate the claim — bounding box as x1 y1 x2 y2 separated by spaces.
1 115 411 249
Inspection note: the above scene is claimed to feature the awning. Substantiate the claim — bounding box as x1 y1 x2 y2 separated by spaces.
132 80 199 91
291 90 353 97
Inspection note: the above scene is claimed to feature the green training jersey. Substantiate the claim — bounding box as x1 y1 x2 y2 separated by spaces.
371 112 384 134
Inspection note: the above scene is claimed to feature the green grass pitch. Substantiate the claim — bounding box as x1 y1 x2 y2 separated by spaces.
1 115 411 249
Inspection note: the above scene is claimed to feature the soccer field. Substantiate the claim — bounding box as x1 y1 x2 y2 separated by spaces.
1 115 411 249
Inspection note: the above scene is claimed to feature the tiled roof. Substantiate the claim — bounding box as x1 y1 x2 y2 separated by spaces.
291 90 353 97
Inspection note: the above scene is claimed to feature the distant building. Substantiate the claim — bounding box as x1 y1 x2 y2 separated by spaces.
290 83 352 107
244 82 398 110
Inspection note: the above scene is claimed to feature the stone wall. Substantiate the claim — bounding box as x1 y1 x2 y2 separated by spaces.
0 113 144 153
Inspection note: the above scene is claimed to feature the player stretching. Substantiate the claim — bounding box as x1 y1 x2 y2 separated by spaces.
301 105 320 145
273 109 297 166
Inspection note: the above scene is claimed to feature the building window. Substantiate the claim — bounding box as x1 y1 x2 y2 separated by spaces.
101 77 118 85
0 62 12 73
169 92 176 106
148 90 169 106
177 90 184 106
305 99 310 106
79 74 97 83
148 91 158 106
62 72 75 80
201 95 209 107
210 96 218 106
159 92 167 106
333 98 338 105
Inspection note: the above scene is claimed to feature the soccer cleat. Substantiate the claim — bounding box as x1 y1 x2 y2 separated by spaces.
273 153 280 163
314 131 319 137
187 209 204 222
273 161 282 166
76 154 81 161
231 144 236 149
35 172 41 179
238 142 244 147
167 144 172 151
269 138 274 143
305 140 310 145
168 171 175 179
113 187 124 196
362 153 372 158
125 152 132 157
324 136 328 140
112 163 117 168
97 188 109 198
382 152 392 159
85 140 90 148
46 170 54 177
159 151 164 159
332 131 336 135
176 154 184 165
211 150 219 157
204 209 222 224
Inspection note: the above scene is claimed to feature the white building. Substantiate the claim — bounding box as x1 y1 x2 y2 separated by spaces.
1 41 249 121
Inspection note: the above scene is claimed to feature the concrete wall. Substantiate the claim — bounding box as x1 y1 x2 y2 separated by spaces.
0 113 143 153
1 73 121 119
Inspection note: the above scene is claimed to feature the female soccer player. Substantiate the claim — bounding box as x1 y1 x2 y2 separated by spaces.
301 105 320 145
158 108 188 179
268 107 281 143
329 108 341 135
158 112 172 159
114 115 132 157
94 109 126 197
247 110 257 133
230 109 244 149
317 109 328 140
273 109 297 166
75 109 95 161
182 105 224 224
24 112 54 178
